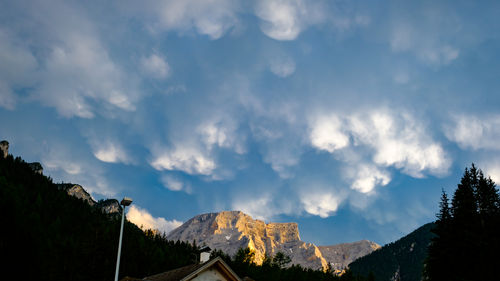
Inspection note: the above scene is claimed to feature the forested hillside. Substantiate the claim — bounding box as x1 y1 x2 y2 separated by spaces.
0 154 202 280
349 223 435 281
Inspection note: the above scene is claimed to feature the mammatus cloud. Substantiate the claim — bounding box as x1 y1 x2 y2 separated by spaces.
348 164 390 193
255 0 326 40
140 52 171 79
349 111 450 178
161 174 192 193
301 192 342 218
124 0 240 39
445 115 500 151
387 2 462 66
310 110 450 192
0 29 37 110
198 117 246 154
93 142 131 164
151 145 216 176
309 114 349 153
127 205 182 234
269 56 296 78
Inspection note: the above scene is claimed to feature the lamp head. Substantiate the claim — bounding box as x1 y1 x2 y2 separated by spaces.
120 197 133 206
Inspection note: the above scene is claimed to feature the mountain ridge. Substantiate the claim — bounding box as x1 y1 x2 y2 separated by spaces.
167 210 380 272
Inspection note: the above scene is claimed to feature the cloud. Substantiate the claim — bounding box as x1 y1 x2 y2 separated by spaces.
198 117 246 154
308 110 450 193
39 34 136 118
269 56 296 77
309 114 350 153
93 142 131 164
445 115 500 151
301 192 342 218
140 52 171 79
123 0 240 39
255 0 326 40
0 29 37 110
484 164 500 184
387 4 462 66
151 145 216 176
127 205 182 234
348 111 450 178
1 1 140 118
348 164 390 193
160 174 191 193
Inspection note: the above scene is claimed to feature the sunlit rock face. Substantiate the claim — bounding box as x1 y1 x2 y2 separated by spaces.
57 183 96 206
1 140 9 158
167 211 380 271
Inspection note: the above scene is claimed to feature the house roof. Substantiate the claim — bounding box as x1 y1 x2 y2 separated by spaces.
143 257 242 281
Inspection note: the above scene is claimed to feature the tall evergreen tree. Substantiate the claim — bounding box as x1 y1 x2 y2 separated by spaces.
425 164 500 281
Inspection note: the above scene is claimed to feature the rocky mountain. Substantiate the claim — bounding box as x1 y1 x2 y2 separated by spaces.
56 183 121 215
319 240 381 271
167 211 380 272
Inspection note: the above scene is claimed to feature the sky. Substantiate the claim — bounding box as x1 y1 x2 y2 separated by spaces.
1 0 500 246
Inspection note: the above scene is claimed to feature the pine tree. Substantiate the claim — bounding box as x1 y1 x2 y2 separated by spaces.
425 164 500 281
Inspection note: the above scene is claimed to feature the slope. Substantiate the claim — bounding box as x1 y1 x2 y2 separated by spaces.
348 223 435 281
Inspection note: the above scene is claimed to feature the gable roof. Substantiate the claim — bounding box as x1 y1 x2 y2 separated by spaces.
143 257 242 281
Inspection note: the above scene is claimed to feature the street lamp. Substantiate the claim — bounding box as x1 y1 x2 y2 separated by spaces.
114 197 133 281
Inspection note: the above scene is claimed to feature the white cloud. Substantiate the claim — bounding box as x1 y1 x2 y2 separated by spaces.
388 5 462 66
302 192 342 218
348 111 450 178
0 29 37 110
348 164 390 193
127 205 182 234
485 165 500 184
151 145 216 175
255 0 326 40
309 114 350 153
93 142 131 164
198 117 246 154
161 174 191 193
140 52 171 79
269 56 296 78
308 110 450 192
40 34 136 118
445 115 500 151
124 0 240 39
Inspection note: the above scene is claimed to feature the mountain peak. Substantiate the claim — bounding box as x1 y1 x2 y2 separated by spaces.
167 210 379 271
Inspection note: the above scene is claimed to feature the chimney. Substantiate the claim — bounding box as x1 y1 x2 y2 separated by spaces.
0 140 9 159
199 246 211 263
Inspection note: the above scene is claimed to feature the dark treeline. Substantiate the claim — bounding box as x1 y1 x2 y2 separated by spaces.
0 153 371 281
349 223 435 281
211 248 372 281
0 154 201 280
424 164 500 281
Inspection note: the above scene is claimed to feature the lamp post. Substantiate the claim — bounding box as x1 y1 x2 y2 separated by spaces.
114 197 133 281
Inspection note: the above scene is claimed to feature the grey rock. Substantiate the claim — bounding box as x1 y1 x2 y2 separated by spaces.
96 199 122 215
57 183 96 206
28 162 43 175
1 140 9 158
167 211 380 271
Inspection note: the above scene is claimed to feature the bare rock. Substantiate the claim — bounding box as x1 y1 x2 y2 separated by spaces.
57 183 96 206
1 140 9 158
28 162 43 175
319 240 381 271
167 211 379 271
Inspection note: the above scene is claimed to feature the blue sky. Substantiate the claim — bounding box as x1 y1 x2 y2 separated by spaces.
1 0 500 245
